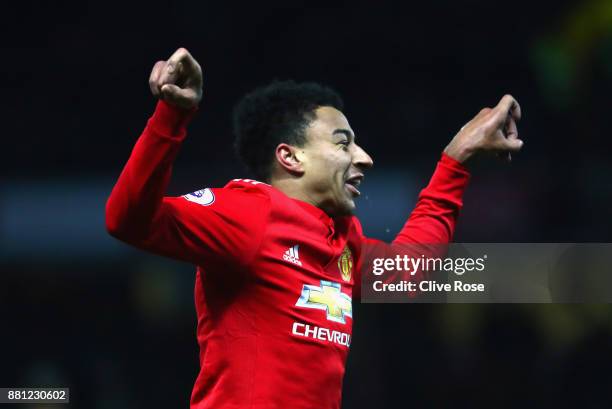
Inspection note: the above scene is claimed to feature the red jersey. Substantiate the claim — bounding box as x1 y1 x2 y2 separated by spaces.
106 101 470 409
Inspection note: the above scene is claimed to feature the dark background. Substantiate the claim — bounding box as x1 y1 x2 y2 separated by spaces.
2 0 612 407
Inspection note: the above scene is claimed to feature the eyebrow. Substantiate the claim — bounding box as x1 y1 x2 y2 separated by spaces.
333 129 355 141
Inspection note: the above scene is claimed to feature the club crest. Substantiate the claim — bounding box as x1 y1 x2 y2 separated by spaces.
338 245 353 282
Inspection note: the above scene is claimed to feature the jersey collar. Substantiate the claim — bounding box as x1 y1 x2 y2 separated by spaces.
292 198 333 225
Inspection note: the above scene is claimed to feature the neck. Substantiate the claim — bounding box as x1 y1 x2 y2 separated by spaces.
271 175 320 209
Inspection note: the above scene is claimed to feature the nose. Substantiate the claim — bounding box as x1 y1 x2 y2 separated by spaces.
352 143 374 170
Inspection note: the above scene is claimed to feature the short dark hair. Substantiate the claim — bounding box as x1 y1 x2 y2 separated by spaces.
233 80 344 181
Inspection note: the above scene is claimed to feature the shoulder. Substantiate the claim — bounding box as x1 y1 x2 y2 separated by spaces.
183 178 270 202
173 178 272 214
222 178 274 197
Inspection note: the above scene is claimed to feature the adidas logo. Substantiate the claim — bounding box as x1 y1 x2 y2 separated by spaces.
283 245 303 266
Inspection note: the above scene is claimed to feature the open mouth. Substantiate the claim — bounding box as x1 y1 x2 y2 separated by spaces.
345 174 363 197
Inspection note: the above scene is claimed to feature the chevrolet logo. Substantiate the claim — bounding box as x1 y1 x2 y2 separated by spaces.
296 280 353 324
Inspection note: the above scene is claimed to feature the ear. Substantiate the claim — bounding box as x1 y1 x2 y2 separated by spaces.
275 143 305 175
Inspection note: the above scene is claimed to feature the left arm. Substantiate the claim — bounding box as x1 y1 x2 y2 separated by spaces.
395 94 523 245
355 95 523 293
393 153 469 245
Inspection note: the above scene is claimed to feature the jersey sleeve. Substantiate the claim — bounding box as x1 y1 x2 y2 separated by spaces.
393 153 470 245
352 154 470 298
141 188 269 267
105 100 270 268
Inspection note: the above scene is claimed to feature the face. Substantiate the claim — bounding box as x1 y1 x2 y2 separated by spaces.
297 106 374 216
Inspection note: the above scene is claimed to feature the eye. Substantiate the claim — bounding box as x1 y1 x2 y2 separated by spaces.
338 140 350 150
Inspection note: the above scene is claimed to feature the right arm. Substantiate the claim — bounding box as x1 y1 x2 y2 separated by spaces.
106 48 268 267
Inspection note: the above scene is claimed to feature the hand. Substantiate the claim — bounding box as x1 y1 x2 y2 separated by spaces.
148 47 203 110
444 94 524 164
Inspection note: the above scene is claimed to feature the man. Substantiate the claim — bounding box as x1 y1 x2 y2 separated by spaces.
106 48 523 408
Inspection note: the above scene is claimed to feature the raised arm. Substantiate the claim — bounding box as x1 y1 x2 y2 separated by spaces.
356 96 523 297
394 94 523 245
105 48 268 267
106 47 202 240
393 153 469 245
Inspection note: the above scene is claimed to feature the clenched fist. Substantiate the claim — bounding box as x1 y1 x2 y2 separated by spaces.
444 95 524 164
149 48 203 110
